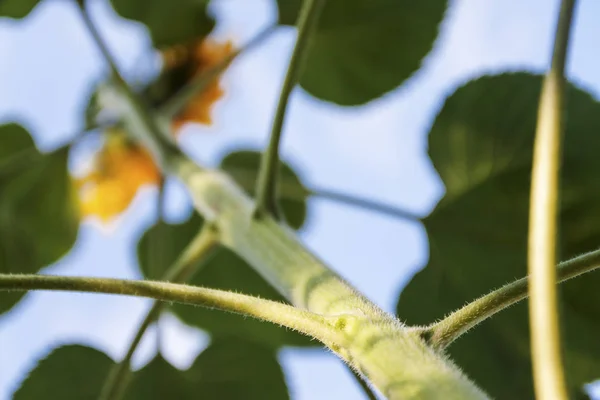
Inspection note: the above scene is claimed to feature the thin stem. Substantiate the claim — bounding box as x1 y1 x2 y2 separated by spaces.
312 187 423 223
98 226 219 400
75 0 180 169
424 248 600 350
224 166 423 223
0 273 344 351
254 0 325 217
527 1 577 399
161 25 277 119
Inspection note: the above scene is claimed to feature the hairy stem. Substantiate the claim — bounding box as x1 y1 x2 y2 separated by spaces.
174 162 488 400
0 273 344 347
254 0 325 217
527 1 577 398
423 248 600 350
161 25 277 119
98 226 219 400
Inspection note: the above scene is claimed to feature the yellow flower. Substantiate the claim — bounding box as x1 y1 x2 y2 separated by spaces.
159 38 236 132
74 131 160 222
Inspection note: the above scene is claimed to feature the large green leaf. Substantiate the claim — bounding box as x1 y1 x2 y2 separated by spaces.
396 73 600 399
220 150 309 230
277 0 447 105
0 124 79 315
110 0 215 48
127 338 289 399
12 345 114 399
0 0 39 19
138 218 316 348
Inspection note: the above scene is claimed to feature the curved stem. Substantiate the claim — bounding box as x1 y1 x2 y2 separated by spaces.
254 0 325 217
312 187 422 223
161 25 277 119
425 248 600 351
0 273 343 348
527 1 577 398
98 226 219 400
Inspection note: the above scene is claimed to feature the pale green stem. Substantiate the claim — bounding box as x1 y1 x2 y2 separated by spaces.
254 0 325 217
175 161 488 400
98 226 219 400
528 1 578 399
423 248 600 350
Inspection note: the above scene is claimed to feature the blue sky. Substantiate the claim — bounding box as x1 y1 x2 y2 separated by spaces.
1 0 600 399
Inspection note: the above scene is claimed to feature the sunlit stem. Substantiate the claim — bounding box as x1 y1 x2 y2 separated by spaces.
423 248 600 350
527 1 577 399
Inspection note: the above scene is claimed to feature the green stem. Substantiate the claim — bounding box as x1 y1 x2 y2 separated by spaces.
254 0 325 217
1 270 486 399
527 1 577 398
0 273 344 348
225 167 423 223
175 161 488 400
161 25 278 119
97 226 219 400
424 248 600 350
312 187 422 223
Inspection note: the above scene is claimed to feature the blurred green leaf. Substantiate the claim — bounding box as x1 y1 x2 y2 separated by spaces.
138 215 317 348
396 73 600 398
15 339 288 400
0 0 39 19
277 0 447 105
110 0 215 48
127 338 289 399
220 150 309 230
0 124 79 315
13 345 114 399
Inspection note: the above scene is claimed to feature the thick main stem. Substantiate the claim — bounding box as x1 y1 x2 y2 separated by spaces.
175 161 488 400
254 0 325 216
425 248 600 350
98 226 219 400
527 1 577 399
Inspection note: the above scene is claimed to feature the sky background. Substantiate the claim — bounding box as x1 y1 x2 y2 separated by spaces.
1 0 600 399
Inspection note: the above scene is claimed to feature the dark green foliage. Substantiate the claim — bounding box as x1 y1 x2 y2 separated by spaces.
397 73 600 399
